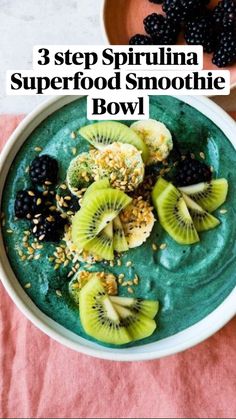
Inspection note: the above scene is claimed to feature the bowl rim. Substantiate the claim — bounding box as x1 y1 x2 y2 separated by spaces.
0 94 236 362
100 0 236 91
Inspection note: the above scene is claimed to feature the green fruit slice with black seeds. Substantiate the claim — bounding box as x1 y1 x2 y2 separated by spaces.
113 304 157 341
83 221 114 260
182 193 220 232
152 177 169 208
82 178 110 207
71 188 132 249
156 183 199 245
79 277 131 345
79 121 149 163
110 296 159 319
178 179 228 213
113 216 128 253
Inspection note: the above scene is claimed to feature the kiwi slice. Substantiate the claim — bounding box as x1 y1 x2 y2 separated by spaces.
79 277 131 345
183 193 220 232
72 188 132 249
110 296 159 319
82 178 110 206
113 304 156 341
84 221 114 260
69 271 117 305
157 183 199 245
152 177 169 207
67 152 95 195
179 179 228 213
79 121 149 163
113 216 128 253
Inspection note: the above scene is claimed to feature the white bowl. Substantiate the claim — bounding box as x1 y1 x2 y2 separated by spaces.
0 95 235 361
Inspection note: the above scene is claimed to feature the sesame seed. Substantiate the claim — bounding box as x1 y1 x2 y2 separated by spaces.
36 198 42 206
126 261 132 267
118 278 123 284
152 243 157 251
133 275 139 285
127 287 134 294
109 260 114 267
199 152 205 159
25 166 29 173
117 259 122 266
60 184 67 190
6 229 13 234
39 234 45 241
24 282 31 289
27 255 34 260
44 181 52 186
67 271 74 278
28 191 35 197
210 166 214 173
118 273 125 279
54 264 60 270
70 131 76 139
71 147 77 156
56 290 62 297
34 147 42 152
34 254 41 260
121 282 128 287
160 243 167 250
220 209 227 214
64 196 72 201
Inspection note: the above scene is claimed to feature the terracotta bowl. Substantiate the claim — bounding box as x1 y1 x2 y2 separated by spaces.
102 0 236 89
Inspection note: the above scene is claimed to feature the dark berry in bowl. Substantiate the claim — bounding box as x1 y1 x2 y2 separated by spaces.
31 211 67 242
151 16 181 44
29 154 58 186
184 13 215 53
144 13 165 36
174 155 212 187
162 0 210 23
213 0 236 30
212 30 236 67
129 34 153 45
15 189 46 219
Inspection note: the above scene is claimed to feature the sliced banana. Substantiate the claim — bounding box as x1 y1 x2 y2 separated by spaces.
92 142 145 192
131 119 173 165
66 151 96 196
120 197 155 248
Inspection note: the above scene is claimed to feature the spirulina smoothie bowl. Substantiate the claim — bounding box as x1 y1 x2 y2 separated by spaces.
0 95 236 361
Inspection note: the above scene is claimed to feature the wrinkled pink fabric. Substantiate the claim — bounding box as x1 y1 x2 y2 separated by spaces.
0 114 236 419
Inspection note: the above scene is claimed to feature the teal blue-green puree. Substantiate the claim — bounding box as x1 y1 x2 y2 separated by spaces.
2 96 236 348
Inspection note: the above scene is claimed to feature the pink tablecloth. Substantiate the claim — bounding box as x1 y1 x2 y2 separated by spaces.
0 114 236 419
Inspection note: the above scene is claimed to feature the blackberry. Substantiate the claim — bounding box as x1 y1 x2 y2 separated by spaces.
144 13 180 44
213 0 236 30
144 13 165 36
15 189 46 219
174 155 212 187
162 0 210 23
29 154 58 185
212 30 236 67
129 34 153 45
184 13 215 53
31 211 66 242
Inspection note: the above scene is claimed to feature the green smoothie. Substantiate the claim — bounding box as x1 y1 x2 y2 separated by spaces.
2 96 236 348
